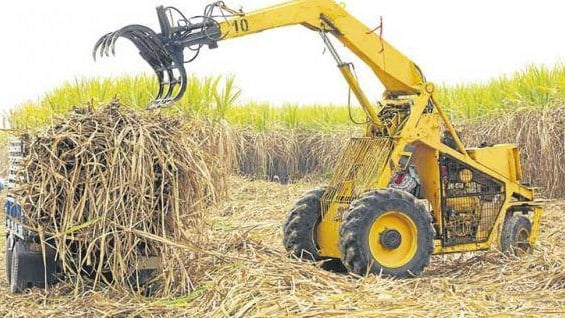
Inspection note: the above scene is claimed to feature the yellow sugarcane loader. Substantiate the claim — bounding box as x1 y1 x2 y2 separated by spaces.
93 0 543 277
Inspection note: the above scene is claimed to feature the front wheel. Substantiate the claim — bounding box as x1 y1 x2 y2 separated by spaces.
283 187 326 261
339 188 434 278
501 215 532 256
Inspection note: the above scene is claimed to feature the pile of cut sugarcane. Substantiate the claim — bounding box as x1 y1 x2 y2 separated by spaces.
15 100 224 295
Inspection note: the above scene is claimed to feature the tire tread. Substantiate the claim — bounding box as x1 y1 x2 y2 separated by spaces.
283 187 326 261
339 189 434 278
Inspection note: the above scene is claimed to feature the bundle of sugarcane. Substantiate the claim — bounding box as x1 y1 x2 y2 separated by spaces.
15 99 224 295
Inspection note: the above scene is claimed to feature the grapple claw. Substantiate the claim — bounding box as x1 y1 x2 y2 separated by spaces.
93 25 186 108
93 5 221 109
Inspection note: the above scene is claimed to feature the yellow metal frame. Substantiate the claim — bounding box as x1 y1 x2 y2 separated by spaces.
212 0 542 257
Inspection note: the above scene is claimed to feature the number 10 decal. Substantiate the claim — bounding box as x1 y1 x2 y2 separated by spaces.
233 19 250 33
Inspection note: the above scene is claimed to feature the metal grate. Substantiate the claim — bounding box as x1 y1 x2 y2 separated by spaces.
6 137 31 238
322 137 392 215
440 154 505 246
7 137 26 190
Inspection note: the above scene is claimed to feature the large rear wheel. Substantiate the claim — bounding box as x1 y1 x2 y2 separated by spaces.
339 189 434 278
501 215 532 256
283 187 326 261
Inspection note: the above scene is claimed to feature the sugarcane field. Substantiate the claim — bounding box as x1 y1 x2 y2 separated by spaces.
1 0 564 317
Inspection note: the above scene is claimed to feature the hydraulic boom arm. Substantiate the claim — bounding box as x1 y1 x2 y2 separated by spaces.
217 0 425 92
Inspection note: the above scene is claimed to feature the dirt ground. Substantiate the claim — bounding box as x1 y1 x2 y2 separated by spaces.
0 178 563 317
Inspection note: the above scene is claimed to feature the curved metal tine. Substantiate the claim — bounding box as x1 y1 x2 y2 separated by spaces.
107 29 139 58
125 32 179 107
152 70 179 108
108 31 125 57
99 25 172 72
160 57 189 105
125 28 181 104
97 29 125 58
111 25 165 54
150 70 167 108
96 32 115 59
129 29 172 64
149 71 173 108
104 32 121 57
124 31 163 60
102 33 117 57
163 64 186 102
116 28 171 73
123 29 177 104
124 33 171 102
92 32 112 60
171 65 188 103
119 34 165 73
101 31 121 58
161 66 178 101
136 46 166 99
117 28 172 73
157 64 171 103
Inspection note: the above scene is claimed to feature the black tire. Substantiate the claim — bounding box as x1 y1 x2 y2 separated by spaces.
10 241 26 293
283 187 326 261
501 215 532 256
5 237 12 284
339 188 434 278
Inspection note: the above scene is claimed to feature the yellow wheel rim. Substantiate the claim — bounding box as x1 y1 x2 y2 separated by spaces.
368 211 418 268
